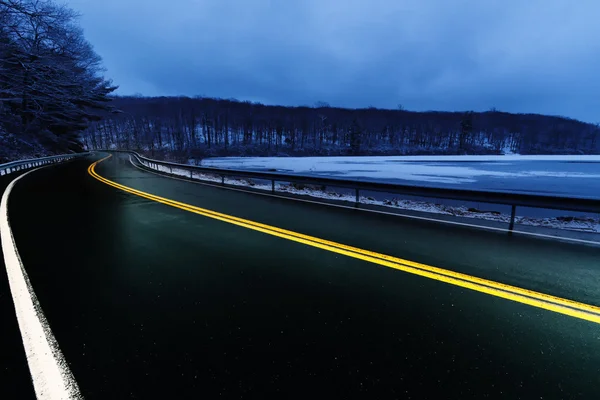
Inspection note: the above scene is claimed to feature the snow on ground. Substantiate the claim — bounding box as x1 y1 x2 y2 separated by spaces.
150 163 223 183
140 160 600 234
275 184 600 233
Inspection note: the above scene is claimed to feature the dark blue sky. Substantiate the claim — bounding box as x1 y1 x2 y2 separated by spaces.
66 0 600 122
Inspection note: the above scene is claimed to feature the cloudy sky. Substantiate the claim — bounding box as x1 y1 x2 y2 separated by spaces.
65 0 600 122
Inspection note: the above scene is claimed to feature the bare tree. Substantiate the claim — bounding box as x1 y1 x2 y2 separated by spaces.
80 95 600 160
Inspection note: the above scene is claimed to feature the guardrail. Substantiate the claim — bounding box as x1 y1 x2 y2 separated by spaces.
0 152 90 177
101 150 600 234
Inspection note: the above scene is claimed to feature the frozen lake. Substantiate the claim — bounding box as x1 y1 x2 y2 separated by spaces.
202 155 600 199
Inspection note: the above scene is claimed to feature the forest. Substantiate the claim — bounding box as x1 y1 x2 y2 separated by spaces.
0 0 116 163
1 0 599 165
81 96 600 162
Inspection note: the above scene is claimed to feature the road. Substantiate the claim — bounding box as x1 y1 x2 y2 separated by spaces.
1 153 600 399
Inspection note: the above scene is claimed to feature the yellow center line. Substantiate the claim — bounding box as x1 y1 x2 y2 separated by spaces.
89 154 600 324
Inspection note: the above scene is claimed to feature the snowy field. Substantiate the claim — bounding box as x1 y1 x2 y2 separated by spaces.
137 158 600 235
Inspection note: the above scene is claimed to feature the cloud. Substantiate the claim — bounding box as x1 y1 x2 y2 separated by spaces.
66 0 600 122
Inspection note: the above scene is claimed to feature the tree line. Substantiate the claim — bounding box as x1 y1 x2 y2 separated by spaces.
0 0 116 163
82 96 600 162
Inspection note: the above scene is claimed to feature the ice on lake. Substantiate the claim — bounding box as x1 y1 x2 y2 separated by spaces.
201 155 600 199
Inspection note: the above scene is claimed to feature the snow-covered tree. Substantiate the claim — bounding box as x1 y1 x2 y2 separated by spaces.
0 0 117 160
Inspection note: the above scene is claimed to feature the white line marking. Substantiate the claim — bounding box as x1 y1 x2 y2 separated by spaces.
0 167 82 399
124 155 600 247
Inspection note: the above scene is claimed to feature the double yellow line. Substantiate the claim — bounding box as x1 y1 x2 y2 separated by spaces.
89 154 600 324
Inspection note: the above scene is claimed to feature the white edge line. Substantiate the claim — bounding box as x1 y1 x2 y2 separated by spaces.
124 155 600 247
0 166 82 400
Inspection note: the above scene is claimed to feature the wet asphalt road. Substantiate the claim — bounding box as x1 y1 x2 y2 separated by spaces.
1 154 600 399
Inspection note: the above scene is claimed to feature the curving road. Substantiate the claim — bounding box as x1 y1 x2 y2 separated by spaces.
1 153 600 399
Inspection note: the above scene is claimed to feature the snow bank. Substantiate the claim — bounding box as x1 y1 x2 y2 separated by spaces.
275 184 600 233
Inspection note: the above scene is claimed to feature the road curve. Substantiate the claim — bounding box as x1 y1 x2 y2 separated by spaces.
2 153 600 399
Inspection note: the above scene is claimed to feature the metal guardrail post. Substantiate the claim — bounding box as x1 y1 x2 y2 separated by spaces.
508 205 517 234
355 188 360 205
271 180 275 193
221 175 225 185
